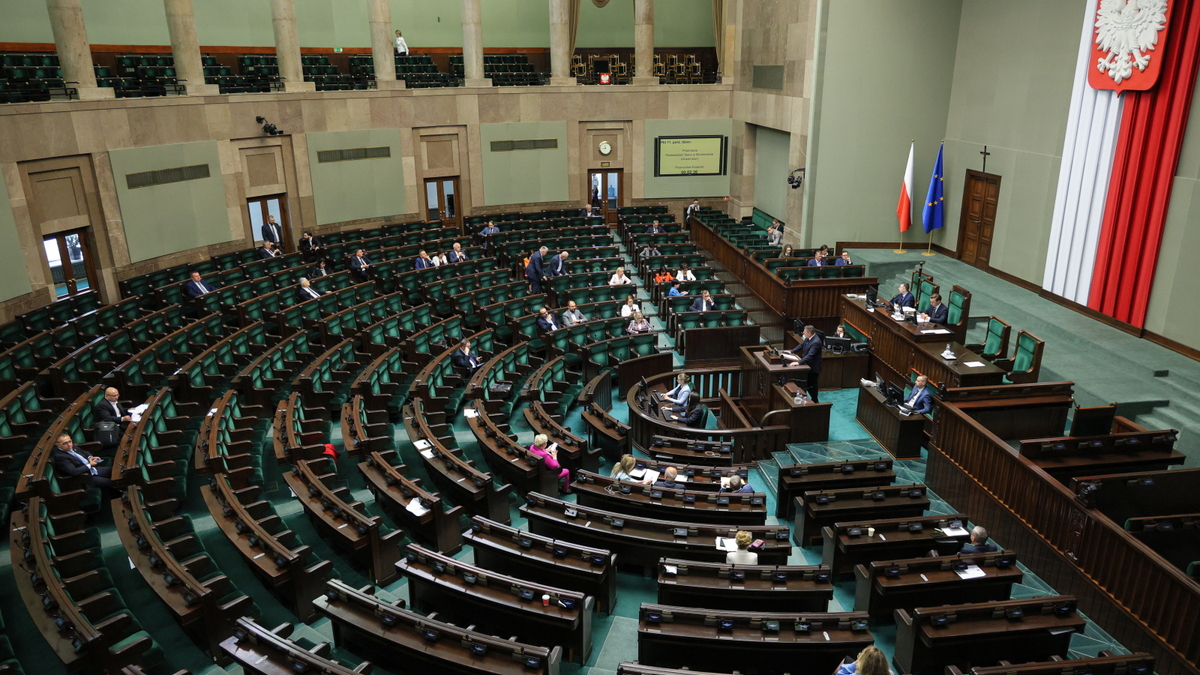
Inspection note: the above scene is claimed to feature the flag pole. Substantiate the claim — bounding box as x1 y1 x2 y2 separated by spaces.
922 233 935 256
894 234 906 254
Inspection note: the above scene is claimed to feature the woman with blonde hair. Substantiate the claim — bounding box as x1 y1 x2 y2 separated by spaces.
627 311 652 335
835 645 892 675
610 454 638 481
609 266 634 286
726 530 757 564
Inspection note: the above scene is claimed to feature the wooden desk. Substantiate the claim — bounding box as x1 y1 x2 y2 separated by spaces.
573 470 768 526
854 551 1023 619
796 484 930 546
894 597 1086 675
821 513 972 575
220 617 369 675
947 653 1156 675
656 558 833 612
465 515 618 615
787 331 870 389
856 384 927 459
776 457 897 519
637 603 873 675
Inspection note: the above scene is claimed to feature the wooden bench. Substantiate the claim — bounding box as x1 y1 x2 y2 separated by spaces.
637 603 872 675
795 484 930 546
620 458 754 492
399 544 593 665
220 616 371 675
191 389 266 477
314 578 561 675
775 457 897 518
642 434 736 467
578 369 629 460
1071 467 1200 524
464 515 617 615
468 396 563 497
822 513 972 575
1019 418 1184 484
854 550 1022 619
894 597 1086 675
1125 513 1200 571
573 470 769 526
359 449 464 555
520 492 791 569
656 557 833 612
945 652 1154 675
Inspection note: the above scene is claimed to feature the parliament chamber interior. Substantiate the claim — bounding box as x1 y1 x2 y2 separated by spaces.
2 0 1200 674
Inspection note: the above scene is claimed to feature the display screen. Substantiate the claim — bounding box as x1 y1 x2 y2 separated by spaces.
655 136 727 177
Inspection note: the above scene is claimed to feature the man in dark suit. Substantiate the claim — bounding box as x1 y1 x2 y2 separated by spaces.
350 249 374 282
414 250 434 270
719 475 754 494
653 466 680 489
835 251 853 266
261 215 283 249
689 290 714 312
901 375 934 415
890 283 915 309
450 339 483 373
582 204 596 218
647 221 665 235
95 387 131 438
258 241 280 259
785 324 823 402
447 242 469 264
920 293 949 325
52 433 113 489
297 278 324 303
806 252 826 267
526 246 548 294
183 271 216 298
545 251 569 277
536 307 562 333
298 231 322 262
479 221 499 253
959 526 999 554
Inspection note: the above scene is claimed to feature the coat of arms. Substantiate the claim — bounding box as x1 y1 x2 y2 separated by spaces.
1089 0 1172 92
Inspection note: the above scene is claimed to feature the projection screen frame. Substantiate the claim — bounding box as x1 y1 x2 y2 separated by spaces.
654 135 729 177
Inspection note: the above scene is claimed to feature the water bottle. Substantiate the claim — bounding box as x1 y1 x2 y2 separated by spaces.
793 390 804 405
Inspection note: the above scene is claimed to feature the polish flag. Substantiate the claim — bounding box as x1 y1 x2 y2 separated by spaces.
897 142 913 233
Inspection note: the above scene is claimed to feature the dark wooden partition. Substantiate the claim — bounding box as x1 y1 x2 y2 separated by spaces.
927 400 1200 675
679 325 760 362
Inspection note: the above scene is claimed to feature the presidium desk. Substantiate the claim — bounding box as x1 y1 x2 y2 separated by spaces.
840 294 1005 389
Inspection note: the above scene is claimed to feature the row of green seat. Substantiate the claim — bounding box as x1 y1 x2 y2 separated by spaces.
169 322 272 405
412 329 497 415
636 253 706 279
777 265 866 281
670 309 750 336
485 223 608 246
291 338 364 411
230 330 318 409
106 317 232 401
469 340 544 419
111 386 200 503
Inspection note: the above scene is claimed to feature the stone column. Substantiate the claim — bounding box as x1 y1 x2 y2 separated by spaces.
164 0 218 95
461 0 490 87
46 0 113 100
270 0 314 92
548 0 576 86
368 0 404 90
632 0 658 85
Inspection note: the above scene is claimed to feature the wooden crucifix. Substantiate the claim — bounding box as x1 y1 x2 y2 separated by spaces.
980 146 991 172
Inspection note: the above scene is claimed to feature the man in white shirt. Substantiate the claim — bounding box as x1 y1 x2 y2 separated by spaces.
394 30 408 56
685 199 700 221
561 301 587 326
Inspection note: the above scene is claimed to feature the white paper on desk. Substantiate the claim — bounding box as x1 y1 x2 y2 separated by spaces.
1049 627 1076 635
942 526 970 537
920 329 952 335
963 361 986 368
419 449 435 460
548 442 558 453
405 499 430 516
207 407 218 418
955 565 987 580
719 476 731 487
129 403 149 423
663 564 678 575
642 469 661 484
413 439 432 450
629 467 647 479
715 537 738 551
464 408 479 418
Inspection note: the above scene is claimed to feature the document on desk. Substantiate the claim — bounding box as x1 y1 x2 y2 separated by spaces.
715 537 738 551
419 449 435 460
941 526 970 537
920 328 952 335
963 361 987 368
464 408 479 418
641 469 661 484
954 565 987 580
405 499 430 516
628 467 647 479
413 439 432 450
663 564 678 576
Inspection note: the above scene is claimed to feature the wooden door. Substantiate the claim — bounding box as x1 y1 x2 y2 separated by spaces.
956 170 1001 268
424 177 462 232
588 169 623 227
248 195 292 252
42 228 97 299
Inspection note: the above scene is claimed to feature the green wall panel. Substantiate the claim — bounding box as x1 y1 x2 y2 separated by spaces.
479 122 569 206
0 177 32 303
643 118 732 199
390 0 463 48
655 0 715 47
307 129 408 226
576 0 634 48
754 126 790 222
110 141 231 264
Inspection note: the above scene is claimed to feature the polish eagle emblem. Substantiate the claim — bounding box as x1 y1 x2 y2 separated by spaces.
1092 0 1169 88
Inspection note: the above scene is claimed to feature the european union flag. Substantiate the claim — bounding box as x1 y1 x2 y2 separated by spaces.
922 143 945 234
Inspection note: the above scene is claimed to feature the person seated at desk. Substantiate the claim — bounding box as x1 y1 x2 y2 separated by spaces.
668 280 688 297
835 645 893 675
610 454 638 481
432 250 450 267
537 306 562 333
310 261 330 278
620 295 641 318
727 530 758 565
654 269 674 285
647 220 666 235
653 466 681 489
639 244 661 259
833 325 847 340
478 221 499 252
561 300 587 326
918 293 948 325
689 290 714 312
720 475 754 494
95 387 131 438
890 283 915 309
669 392 706 428
676 264 697 282
807 251 827 267
959 526 998 554
781 245 794 258
52 433 114 490
183 271 215 298
817 244 830 257
298 231 323 262
662 373 692 406
447 242 469 264
836 250 854 266
627 312 652 335
297 277 325 303
350 249 374 281
258 241 280 259
767 225 783 247
900 375 933 415
529 434 570 494
414 250 434 270
451 338 484 373
609 267 634 286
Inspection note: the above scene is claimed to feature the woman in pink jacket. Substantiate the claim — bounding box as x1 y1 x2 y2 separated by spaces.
529 433 571 494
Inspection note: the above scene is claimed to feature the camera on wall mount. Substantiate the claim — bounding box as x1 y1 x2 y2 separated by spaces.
787 168 806 190
256 116 284 136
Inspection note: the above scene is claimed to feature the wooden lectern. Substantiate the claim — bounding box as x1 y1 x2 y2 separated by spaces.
740 346 831 445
